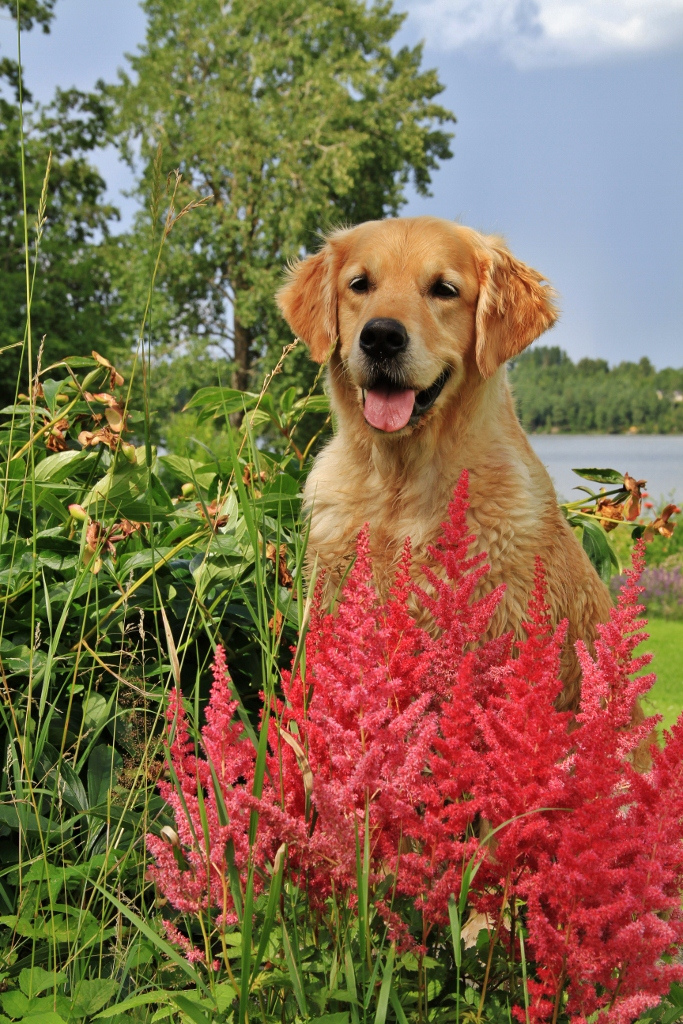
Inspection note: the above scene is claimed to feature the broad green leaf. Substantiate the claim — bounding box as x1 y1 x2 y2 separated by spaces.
0 990 30 1016
87 745 122 808
16 1012 66 1024
5 457 26 482
33 449 93 483
83 693 110 733
183 387 259 421
94 992 174 1018
280 917 308 1018
0 805 52 835
19 968 67 998
571 467 624 485
72 978 118 1016
160 455 216 486
582 518 618 583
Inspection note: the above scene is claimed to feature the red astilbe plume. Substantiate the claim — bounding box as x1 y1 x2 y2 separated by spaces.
148 475 683 1012
411 560 573 922
413 471 509 698
516 545 683 1023
272 526 441 899
271 473 510 909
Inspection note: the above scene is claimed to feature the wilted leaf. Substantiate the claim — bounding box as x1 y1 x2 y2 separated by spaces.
590 496 625 532
266 542 293 588
644 503 680 541
623 472 647 521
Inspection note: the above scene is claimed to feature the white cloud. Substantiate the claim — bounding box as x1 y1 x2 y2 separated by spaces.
404 0 683 66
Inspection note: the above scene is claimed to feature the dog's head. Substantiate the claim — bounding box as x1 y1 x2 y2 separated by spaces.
277 217 558 435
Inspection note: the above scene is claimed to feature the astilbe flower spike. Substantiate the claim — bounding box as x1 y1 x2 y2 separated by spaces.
149 475 683 1020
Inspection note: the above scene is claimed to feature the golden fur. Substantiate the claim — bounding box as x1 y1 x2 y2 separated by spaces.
277 216 614 710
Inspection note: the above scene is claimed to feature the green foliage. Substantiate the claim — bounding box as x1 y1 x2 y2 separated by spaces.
509 346 683 434
0 350 325 1021
105 0 454 408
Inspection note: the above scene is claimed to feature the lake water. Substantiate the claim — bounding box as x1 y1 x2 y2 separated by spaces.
527 435 683 505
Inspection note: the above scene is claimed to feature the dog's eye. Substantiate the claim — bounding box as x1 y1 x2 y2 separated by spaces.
432 280 460 298
349 275 369 294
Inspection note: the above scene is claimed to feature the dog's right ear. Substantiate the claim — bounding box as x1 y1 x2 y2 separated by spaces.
277 241 340 364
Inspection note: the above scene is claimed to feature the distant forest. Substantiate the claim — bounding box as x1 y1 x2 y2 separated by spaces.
509 347 683 434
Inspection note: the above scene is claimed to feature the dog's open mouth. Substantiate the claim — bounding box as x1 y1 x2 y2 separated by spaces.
362 369 450 433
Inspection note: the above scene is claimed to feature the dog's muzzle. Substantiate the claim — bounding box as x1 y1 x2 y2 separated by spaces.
362 368 451 433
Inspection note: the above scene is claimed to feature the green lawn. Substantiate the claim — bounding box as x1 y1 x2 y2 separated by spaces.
640 618 683 730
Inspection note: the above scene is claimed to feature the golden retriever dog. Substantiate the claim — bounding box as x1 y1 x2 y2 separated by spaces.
277 216 614 711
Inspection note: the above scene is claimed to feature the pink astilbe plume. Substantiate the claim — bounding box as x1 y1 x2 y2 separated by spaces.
147 649 264 934
149 476 683 1015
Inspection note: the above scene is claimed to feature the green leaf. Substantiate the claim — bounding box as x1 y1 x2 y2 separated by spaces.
87 745 122 809
0 990 30 1016
5 457 26 482
18 1012 66 1024
183 387 259 422
448 895 462 969
83 693 111 733
582 518 618 583
0 804 53 835
388 989 409 1024
170 994 210 1024
18 967 66 997
160 455 216 486
35 487 69 523
251 845 285 979
72 979 118 1016
571 467 624 485
33 449 93 483
94 992 174 1019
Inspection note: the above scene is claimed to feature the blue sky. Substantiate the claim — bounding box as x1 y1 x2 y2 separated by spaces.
1 0 682 368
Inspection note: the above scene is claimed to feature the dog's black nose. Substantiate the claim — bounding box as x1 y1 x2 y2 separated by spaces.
359 318 409 360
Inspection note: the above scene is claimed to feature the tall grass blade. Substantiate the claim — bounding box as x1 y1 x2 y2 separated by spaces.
251 844 285 980
374 942 396 1024
281 914 308 1017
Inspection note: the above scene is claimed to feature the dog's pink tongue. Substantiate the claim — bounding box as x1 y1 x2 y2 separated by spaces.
364 387 416 432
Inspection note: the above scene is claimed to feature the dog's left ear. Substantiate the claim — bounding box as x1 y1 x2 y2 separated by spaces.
277 233 347 363
474 238 559 379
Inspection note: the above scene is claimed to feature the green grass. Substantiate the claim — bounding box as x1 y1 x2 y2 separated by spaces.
641 617 683 729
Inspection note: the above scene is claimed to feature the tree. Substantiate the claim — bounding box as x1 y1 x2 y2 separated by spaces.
108 0 454 394
0 3 126 407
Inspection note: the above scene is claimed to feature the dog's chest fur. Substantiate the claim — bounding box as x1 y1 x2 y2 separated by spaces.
303 392 613 710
